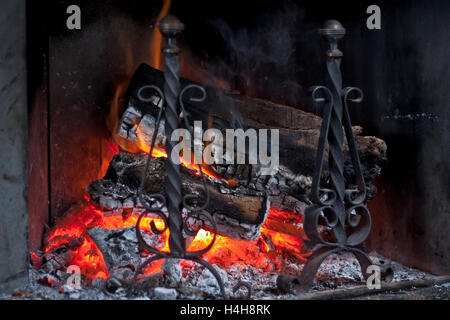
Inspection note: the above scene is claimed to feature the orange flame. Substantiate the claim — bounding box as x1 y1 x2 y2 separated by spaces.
106 83 127 137
106 0 171 148
150 0 172 70
42 0 310 283
40 201 310 282
133 123 221 181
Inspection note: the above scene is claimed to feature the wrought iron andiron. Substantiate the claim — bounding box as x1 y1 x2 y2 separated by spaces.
131 14 251 300
280 20 392 292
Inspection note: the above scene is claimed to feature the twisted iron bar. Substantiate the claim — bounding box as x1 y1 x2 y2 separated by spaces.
163 26 185 257
131 14 251 300
279 20 393 292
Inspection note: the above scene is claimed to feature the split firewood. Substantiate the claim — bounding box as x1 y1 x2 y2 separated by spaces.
89 64 388 241
116 64 387 180
87 153 270 240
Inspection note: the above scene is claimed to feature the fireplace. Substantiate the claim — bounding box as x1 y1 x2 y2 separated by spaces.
0 0 449 300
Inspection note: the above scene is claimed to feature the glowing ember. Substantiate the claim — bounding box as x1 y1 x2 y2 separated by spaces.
37 0 309 283
131 119 222 181
147 146 221 181
38 200 309 282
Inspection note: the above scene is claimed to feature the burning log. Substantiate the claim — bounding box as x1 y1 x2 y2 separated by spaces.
113 64 385 215
115 64 387 181
92 64 388 241
87 153 270 240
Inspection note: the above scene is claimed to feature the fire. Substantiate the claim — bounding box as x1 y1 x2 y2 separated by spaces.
105 0 232 184
41 203 170 281
150 0 172 70
106 83 127 139
102 82 128 178
109 84 221 182
37 0 310 286
105 0 171 169
141 147 220 182
133 123 221 181
38 201 309 282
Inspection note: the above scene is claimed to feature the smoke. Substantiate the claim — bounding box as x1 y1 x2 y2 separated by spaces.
209 14 295 68
206 0 306 102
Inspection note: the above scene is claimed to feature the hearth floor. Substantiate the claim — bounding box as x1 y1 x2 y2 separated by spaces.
2 251 448 300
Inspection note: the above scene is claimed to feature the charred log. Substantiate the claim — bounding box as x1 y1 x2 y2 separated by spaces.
117 64 386 172
87 153 270 240
115 64 386 203
87 65 387 241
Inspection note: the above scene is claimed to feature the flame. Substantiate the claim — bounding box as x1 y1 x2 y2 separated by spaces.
106 0 171 155
107 140 120 155
43 203 171 280
39 0 310 284
106 0 231 180
40 201 310 282
150 0 172 70
133 124 221 180
102 83 128 178
106 28 136 139
106 83 127 138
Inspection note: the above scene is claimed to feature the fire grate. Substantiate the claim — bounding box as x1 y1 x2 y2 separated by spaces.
130 14 251 300
278 20 393 293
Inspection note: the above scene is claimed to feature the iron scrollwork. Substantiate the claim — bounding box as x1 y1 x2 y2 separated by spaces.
131 14 251 300
280 20 393 292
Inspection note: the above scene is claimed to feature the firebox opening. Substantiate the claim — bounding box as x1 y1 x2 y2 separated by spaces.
0 0 447 300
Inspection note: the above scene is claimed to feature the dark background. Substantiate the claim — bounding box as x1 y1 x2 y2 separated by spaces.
27 0 450 274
